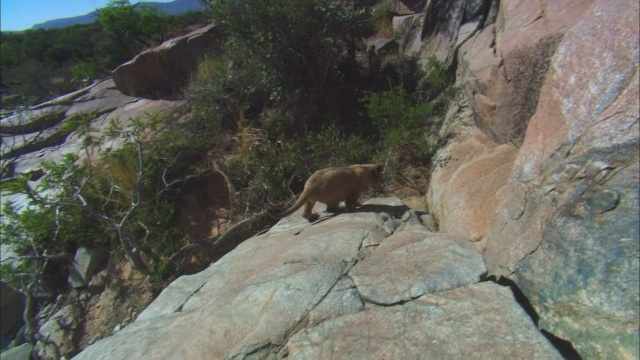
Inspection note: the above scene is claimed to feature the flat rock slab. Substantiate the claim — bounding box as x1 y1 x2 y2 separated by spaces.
350 229 487 305
74 205 391 360
73 197 557 360
287 282 563 360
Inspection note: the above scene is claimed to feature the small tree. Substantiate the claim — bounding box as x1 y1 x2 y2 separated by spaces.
97 0 166 64
204 0 371 113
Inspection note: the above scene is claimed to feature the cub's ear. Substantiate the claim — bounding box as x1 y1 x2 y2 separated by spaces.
375 164 384 175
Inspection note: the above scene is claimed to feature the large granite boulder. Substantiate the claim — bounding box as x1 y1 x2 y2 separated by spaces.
72 198 561 359
482 0 639 357
428 120 517 244
289 282 561 360
457 0 593 146
112 25 222 99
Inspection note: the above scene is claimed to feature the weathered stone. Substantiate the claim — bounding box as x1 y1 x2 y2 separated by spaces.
112 25 221 99
387 0 426 15
287 282 563 360
0 343 33 360
457 0 593 146
87 269 108 295
0 282 25 337
309 277 364 326
392 14 424 54
0 105 70 135
428 126 517 244
420 0 467 68
65 79 138 118
456 20 480 48
73 204 389 360
36 304 82 359
483 0 639 358
1 124 71 159
68 247 106 288
350 230 486 305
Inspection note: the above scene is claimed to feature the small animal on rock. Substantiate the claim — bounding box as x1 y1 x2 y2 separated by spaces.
273 164 384 221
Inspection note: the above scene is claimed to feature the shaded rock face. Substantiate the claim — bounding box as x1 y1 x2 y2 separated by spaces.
289 282 560 360
112 25 222 99
418 0 495 66
388 0 426 15
36 304 83 359
0 282 25 337
72 198 562 359
0 343 32 360
68 247 106 288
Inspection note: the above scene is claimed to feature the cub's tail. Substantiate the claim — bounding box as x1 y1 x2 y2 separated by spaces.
269 191 310 219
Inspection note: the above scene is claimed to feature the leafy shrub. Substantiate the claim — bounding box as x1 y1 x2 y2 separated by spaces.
371 1 394 37
309 122 373 166
204 0 371 128
417 56 455 105
0 111 209 292
364 85 433 163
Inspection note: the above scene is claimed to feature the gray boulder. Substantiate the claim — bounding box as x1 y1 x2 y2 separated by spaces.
350 230 486 305
68 247 106 288
112 25 222 99
36 304 82 359
0 343 33 360
73 198 560 359
288 282 562 360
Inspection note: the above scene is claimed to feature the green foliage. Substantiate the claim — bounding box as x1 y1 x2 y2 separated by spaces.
309 122 372 166
371 1 394 37
97 0 166 64
186 55 267 137
364 85 433 162
204 0 371 124
1 9 206 109
0 111 207 289
0 154 107 292
417 56 455 105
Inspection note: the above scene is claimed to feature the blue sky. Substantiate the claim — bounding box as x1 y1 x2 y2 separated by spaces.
1 0 174 31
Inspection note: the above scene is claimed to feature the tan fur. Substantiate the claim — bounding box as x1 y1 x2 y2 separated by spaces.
274 164 384 221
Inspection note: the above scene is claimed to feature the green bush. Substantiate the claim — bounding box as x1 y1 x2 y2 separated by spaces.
0 111 209 291
309 122 373 166
364 85 433 163
417 56 455 105
371 2 394 37
204 0 371 129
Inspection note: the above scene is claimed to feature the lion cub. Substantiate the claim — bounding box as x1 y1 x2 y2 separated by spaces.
273 164 384 221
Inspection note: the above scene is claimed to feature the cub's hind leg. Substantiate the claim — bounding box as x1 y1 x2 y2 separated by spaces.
325 200 341 214
345 192 361 211
302 199 319 221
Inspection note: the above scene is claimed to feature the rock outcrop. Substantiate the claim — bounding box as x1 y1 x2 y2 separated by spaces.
68 248 106 288
426 0 639 358
1 78 182 182
73 198 562 359
112 25 222 99
483 0 640 357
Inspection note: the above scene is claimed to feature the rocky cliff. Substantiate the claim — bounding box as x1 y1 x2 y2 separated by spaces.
425 0 639 358
1 0 638 359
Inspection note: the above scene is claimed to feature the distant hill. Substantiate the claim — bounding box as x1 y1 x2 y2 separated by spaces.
31 0 203 30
